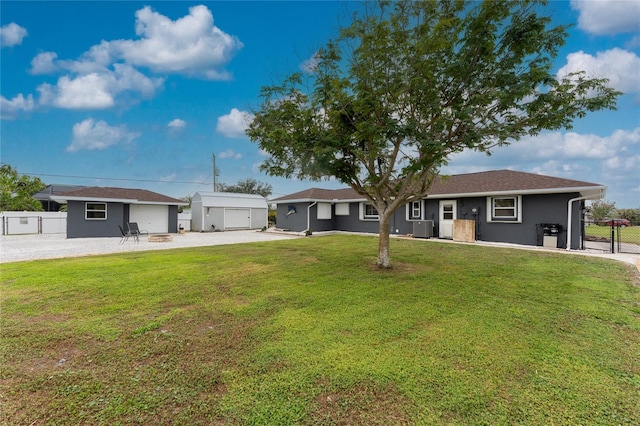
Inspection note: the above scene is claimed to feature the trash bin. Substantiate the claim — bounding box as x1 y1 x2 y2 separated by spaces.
542 223 561 248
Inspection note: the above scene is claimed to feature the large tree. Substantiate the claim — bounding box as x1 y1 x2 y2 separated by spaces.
218 178 273 198
247 0 619 268
0 164 46 211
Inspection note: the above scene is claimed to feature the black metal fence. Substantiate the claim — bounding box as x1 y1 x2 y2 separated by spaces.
583 221 640 254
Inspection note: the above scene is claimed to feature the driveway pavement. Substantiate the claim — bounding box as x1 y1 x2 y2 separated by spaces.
0 230 300 263
2 231 638 272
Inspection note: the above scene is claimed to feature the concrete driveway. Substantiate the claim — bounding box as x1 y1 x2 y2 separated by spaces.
1 230 300 263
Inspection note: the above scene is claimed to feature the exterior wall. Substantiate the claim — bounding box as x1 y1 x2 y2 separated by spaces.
168 205 178 233
191 200 204 231
276 201 414 234
276 202 312 232
67 200 125 238
276 192 583 248
425 193 580 248
251 208 268 229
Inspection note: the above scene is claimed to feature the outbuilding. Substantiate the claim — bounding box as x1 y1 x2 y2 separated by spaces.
191 192 268 232
52 186 187 238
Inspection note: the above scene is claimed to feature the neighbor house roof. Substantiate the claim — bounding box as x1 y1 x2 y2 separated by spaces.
270 170 606 203
33 184 87 201
51 187 187 205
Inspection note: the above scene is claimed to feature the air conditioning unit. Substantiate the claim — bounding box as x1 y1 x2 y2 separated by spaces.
413 220 434 238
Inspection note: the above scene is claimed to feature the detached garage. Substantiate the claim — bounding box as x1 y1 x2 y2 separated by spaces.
191 192 268 232
52 187 187 238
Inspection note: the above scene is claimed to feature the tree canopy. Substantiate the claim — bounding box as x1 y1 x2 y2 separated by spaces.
217 178 273 198
247 0 619 268
0 164 46 211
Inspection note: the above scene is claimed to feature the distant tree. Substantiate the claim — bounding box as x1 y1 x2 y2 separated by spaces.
178 195 192 213
590 200 616 222
616 208 640 226
0 164 46 211
218 178 273 198
247 0 619 268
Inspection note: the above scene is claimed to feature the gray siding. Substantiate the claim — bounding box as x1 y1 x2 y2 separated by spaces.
168 205 178 233
276 192 584 248
67 200 125 238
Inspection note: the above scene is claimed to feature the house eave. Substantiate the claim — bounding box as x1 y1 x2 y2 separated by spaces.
51 195 188 206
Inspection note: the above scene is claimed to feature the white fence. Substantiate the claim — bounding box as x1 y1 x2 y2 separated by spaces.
1 212 67 235
1 211 192 235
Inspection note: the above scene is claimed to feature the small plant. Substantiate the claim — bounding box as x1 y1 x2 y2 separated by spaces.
305 229 313 236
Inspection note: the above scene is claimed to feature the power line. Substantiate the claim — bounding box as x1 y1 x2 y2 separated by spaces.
20 172 213 186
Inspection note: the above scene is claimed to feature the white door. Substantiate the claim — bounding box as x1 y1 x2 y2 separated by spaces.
439 200 456 239
224 208 251 229
129 205 169 234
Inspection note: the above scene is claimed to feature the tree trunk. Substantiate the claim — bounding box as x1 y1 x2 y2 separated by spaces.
376 213 392 269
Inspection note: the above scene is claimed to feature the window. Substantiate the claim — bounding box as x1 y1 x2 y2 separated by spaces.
487 196 521 222
317 202 332 220
335 203 349 216
359 203 379 220
407 200 422 220
86 202 107 220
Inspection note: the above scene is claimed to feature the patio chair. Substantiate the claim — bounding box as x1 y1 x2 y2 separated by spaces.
127 222 146 240
118 225 137 244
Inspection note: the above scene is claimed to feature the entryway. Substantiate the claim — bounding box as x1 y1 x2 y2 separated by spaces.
439 200 457 239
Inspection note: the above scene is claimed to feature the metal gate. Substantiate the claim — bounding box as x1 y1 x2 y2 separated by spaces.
583 221 640 254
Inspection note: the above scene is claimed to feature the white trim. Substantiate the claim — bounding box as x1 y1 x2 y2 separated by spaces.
317 202 332 220
359 202 379 221
486 195 522 223
85 202 107 220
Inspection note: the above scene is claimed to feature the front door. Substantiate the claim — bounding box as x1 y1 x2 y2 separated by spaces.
439 200 457 239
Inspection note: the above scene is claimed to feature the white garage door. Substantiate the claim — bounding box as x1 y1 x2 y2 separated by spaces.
130 205 169 234
224 208 250 229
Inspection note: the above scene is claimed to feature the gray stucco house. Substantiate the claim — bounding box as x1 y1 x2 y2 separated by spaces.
270 170 606 250
52 187 187 238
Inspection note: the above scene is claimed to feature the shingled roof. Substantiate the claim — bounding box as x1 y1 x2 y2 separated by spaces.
271 170 605 202
52 187 186 205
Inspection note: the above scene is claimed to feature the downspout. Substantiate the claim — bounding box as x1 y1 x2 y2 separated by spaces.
566 196 588 251
304 202 317 234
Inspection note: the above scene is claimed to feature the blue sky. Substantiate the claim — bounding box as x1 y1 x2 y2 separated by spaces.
1 1 639 207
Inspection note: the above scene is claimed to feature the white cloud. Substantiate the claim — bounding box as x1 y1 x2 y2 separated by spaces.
571 0 640 35
218 149 242 160
167 118 187 129
216 108 254 138
67 118 140 152
300 52 320 74
27 5 240 111
37 65 163 110
0 93 35 119
1 22 27 47
557 48 640 96
109 5 243 79
30 52 59 74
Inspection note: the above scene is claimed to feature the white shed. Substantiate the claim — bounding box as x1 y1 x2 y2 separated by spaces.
191 192 268 232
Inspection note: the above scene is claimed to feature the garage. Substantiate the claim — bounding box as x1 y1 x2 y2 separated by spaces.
130 205 169 234
224 208 251 229
191 192 268 232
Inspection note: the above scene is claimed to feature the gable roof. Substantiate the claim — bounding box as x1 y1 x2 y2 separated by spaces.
270 170 606 203
51 187 187 205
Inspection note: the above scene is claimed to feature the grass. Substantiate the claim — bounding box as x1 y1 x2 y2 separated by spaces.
1 235 639 425
585 224 640 245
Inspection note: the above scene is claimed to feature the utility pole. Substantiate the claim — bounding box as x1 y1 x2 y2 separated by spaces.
212 153 219 192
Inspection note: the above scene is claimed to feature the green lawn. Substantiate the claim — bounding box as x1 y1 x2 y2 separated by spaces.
1 235 639 425
585 224 640 244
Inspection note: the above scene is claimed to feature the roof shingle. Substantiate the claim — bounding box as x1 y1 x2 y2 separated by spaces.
271 170 604 202
57 187 185 204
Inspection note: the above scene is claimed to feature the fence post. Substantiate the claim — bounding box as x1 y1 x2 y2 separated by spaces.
610 222 615 254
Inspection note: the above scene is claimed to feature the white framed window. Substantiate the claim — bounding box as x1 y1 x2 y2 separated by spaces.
486 196 521 223
359 203 379 220
317 202 332 220
407 200 422 220
86 202 107 220
335 203 350 216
